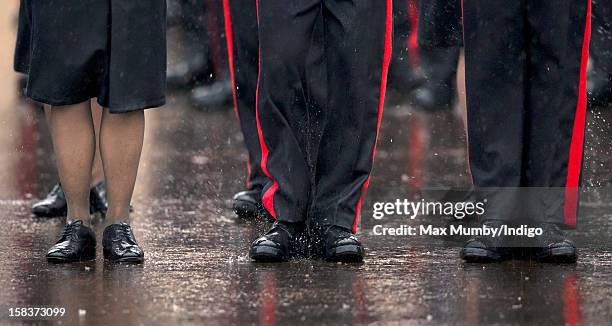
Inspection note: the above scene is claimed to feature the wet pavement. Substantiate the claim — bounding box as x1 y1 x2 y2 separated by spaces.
1 3 612 326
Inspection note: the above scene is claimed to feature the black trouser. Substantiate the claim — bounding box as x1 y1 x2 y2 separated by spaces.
183 0 210 66
420 45 460 108
463 0 591 227
388 0 420 91
417 0 461 108
256 0 392 232
591 0 612 80
224 0 267 191
417 0 462 49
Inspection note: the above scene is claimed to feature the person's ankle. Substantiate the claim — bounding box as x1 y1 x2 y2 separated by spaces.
66 216 91 227
66 207 91 223
104 217 130 227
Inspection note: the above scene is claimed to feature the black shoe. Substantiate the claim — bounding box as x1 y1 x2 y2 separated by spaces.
33 182 119 218
89 181 108 216
532 223 577 263
102 222 144 263
190 80 233 109
233 189 273 222
233 189 260 220
460 221 511 263
322 226 365 262
46 220 96 263
250 221 303 262
167 54 208 87
32 184 67 217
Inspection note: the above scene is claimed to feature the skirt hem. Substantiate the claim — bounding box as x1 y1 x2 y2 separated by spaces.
25 91 166 113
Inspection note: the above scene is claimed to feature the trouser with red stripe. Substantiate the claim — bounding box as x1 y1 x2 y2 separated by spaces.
256 0 392 232
224 0 268 191
463 0 591 227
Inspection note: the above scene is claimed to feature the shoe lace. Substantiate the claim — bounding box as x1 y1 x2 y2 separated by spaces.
59 221 80 241
114 223 136 243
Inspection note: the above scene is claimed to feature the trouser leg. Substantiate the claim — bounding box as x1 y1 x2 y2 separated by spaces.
312 0 392 232
256 0 323 222
590 0 612 78
388 0 421 91
185 0 210 72
524 0 590 227
225 0 267 190
420 45 460 108
463 0 525 222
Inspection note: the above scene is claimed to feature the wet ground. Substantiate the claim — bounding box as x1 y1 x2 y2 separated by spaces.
1 3 612 326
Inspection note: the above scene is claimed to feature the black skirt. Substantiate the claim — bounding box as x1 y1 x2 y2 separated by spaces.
15 0 167 113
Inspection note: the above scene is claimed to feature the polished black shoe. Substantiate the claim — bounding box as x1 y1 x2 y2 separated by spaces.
233 189 273 222
250 221 303 262
46 220 96 263
190 80 233 109
89 181 108 216
460 221 511 263
33 182 117 218
531 223 577 263
322 226 365 262
233 189 260 220
102 222 144 263
167 54 207 87
32 184 67 217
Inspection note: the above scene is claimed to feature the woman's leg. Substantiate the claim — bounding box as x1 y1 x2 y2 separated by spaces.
35 102 105 219
45 101 104 187
99 108 144 224
48 101 96 222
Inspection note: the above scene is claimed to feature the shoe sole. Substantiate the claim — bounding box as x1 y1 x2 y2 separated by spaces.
47 245 96 263
325 244 364 263
250 245 288 262
103 249 144 263
32 207 67 218
535 247 577 263
460 247 505 263
105 256 144 263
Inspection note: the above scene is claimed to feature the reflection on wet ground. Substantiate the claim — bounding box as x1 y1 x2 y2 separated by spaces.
1 4 612 326
0 90 610 325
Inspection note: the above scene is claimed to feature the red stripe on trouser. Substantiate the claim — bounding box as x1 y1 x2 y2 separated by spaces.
255 0 278 219
407 0 419 67
222 0 251 187
564 0 591 228
353 0 393 233
223 0 238 117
